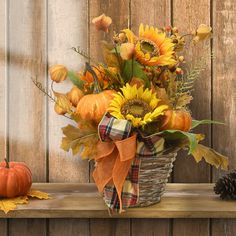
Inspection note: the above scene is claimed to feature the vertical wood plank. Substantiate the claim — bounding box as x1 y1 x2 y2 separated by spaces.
211 0 236 235
48 0 89 235
8 0 47 235
130 1 171 236
172 0 211 236
0 0 8 235
172 0 211 183
89 1 130 235
90 219 130 236
132 219 170 236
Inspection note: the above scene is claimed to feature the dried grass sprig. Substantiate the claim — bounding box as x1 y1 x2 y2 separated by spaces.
71 46 97 64
31 76 56 103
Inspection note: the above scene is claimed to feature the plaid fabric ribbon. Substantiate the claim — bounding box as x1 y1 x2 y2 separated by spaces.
93 113 164 212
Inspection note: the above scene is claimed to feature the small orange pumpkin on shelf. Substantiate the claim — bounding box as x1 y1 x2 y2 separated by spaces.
76 90 114 123
0 159 32 198
160 109 192 132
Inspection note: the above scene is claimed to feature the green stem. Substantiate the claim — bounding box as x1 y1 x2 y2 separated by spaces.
85 62 102 94
4 158 9 168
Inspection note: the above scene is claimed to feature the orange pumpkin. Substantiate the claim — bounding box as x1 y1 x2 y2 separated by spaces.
0 159 32 198
76 90 115 123
160 110 192 132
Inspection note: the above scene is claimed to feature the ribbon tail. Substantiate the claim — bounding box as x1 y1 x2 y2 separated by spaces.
112 156 133 212
93 142 118 192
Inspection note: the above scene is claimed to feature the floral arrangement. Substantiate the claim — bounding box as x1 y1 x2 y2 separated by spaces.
33 14 228 212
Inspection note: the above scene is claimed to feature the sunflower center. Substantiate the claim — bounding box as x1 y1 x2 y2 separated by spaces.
140 39 160 57
121 99 152 118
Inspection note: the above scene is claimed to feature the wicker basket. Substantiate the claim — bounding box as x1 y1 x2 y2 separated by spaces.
133 150 177 207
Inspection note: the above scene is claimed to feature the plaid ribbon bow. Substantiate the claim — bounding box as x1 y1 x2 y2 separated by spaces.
93 113 164 212
93 113 137 212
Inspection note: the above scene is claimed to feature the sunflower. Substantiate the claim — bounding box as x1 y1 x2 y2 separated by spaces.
124 24 176 66
108 84 168 127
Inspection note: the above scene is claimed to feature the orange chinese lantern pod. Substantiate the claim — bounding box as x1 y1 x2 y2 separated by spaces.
160 109 192 132
54 103 67 115
76 90 115 124
0 159 32 198
49 64 68 83
67 86 84 107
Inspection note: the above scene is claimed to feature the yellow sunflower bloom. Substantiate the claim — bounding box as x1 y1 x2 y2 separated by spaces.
124 24 176 66
108 84 168 127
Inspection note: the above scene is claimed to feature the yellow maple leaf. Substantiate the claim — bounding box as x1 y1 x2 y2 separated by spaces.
27 190 51 199
0 196 28 214
175 93 193 109
61 124 98 159
192 144 229 170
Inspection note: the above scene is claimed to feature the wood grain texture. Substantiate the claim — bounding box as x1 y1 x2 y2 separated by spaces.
172 0 211 183
211 0 236 235
1 183 236 219
0 0 8 234
8 0 47 235
47 0 90 235
90 219 130 236
172 0 211 235
130 1 171 235
132 219 170 236
89 0 131 235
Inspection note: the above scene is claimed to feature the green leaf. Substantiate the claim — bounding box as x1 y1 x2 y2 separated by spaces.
67 71 84 90
122 60 150 87
191 119 224 129
157 130 198 154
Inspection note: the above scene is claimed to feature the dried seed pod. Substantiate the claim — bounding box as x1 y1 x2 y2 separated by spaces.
67 86 84 107
49 65 68 83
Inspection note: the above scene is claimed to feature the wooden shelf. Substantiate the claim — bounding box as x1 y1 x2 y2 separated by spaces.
1 183 236 218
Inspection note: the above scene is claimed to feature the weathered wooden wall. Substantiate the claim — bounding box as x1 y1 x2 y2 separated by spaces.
0 0 235 235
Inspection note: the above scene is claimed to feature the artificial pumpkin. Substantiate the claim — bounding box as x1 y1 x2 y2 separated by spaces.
76 90 115 123
0 159 32 198
160 109 192 132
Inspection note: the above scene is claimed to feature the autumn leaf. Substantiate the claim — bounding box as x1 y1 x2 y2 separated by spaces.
175 93 193 109
0 196 28 214
191 144 229 170
61 124 98 159
27 190 51 200
155 87 172 107
101 41 120 67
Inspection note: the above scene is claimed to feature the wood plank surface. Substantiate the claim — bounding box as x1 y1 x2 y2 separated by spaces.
211 0 236 235
0 0 8 235
172 0 211 236
47 0 90 236
130 1 172 235
1 183 236 219
89 1 130 235
8 0 47 235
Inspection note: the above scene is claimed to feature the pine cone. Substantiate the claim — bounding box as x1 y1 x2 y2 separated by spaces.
214 171 236 200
